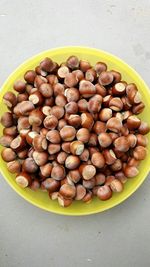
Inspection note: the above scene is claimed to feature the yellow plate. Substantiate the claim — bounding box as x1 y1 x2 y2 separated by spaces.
0 46 150 216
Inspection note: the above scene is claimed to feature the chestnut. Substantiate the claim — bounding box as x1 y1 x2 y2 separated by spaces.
65 88 80 102
60 126 76 141
110 179 124 193
16 172 32 188
76 128 90 143
98 71 114 86
48 144 61 155
33 151 48 166
114 136 130 152
91 152 105 168
79 80 96 98
59 184 76 199
138 121 150 135
80 164 96 180
75 184 86 200
13 80 26 93
64 73 78 87
98 133 112 148
0 135 13 147
65 155 80 169
99 108 112 122
81 112 94 130
106 117 122 133
33 135 47 152
51 165 66 180
22 158 38 173
7 160 21 173
97 185 112 200
42 178 60 193
70 140 84 155
94 61 107 74
1 112 14 127
133 146 147 160
67 55 79 69
43 115 58 130
3 91 17 108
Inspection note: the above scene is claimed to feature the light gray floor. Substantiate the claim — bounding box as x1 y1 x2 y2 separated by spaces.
0 1 150 267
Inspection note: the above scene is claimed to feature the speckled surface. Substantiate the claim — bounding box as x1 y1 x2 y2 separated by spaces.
0 1 150 266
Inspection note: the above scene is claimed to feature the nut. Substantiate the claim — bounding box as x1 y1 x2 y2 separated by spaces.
40 163 52 177
43 115 58 129
75 184 86 200
65 88 80 102
82 191 93 203
133 146 147 160
61 142 71 153
51 165 66 180
115 171 127 183
29 91 44 106
99 108 112 122
57 152 68 165
48 144 61 155
24 70 36 84
40 57 54 72
98 71 114 86
91 152 105 168
59 184 76 199
127 115 141 130
33 151 48 166
22 158 38 173
10 136 26 152
85 68 97 82
110 159 122 171
16 172 32 188
95 83 107 97
58 195 73 207
46 130 61 144
7 160 21 173
124 166 139 178
110 179 123 192
79 80 96 98
108 132 118 142
50 106 64 119
39 83 53 97
3 126 17 137
105 175 116 185
88 133 98 146
65 155 80 169
42 106 51 116
53 83 65 96
103 149 116 165
128 158 140 167
64 73 78 87
112 82 126 95
60 126 76 141
30 180 40 191
83 177 95 189
65 101 78 114
42 178 60 193
98 133 112 148
13 80 26 93
80 164 96 180
68 169 81 183
0 135 13 147
88 95 102 113
26 131 38 145
109 97 123 111
132 102 145 114
17 117 30 131
57 66 70 78
1 112 14 127
138 121 150 135
57 119 67 130
67 115 81 128
70 140 84 155
79 59 91 72
14 101 34 116
136 134 148 147
67 55 79 69
46 74 58 85
76 128 90 143
95 173 106 185
111 70 121 83
127 134 137 148
17 148 28 159
79 148 89 162
55 95 67 107
114 136 130 152
93 121 106 134
81 112 94 130
106 117 122 133
33 135 47 151
103 95 113 107
3 91 17 108
94 61 107 74
78 99 88 112
97 185 112 200
72 70 84 81
121 96 132 110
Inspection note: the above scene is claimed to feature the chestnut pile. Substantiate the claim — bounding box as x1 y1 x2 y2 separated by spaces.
0 55 149 207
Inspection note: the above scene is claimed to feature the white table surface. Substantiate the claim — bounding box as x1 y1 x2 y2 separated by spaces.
0 1 150 266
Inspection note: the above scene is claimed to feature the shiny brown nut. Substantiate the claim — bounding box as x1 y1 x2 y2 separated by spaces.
79 148 89 162
0 135 13 147
72 69 84 81
121 96 132 111
128 158 140 167
48 144 61 155
32 135 47 152
98 71 114 86
43 115 58 130
88 147 99 157
30 179 40 191
136 134 148 147
94 61 107 74
115 171 127 183
132 102 145 114
10 136 26 152
7 160 21 173
76 128 90 143
46 74 58 85
65 88 80 102
102 95 113 107
98 133 112 148
79 164 96 180
126 83 141 104
65 155 80 170
79 60 91 72
108 132 118 142
127 115 141 130
65 101 78 114
14 101 35 116
91 152 105 168
127 134 137 148
57 66 70 78
133 146 147 160
22 158 38 173
106 117 122 133
78 99 88 112
46 130 61 144
138 121 150 135
40 163 52 177
24 70 36 84
17 148 28 159
59 184 76 199
57 119 67 130
41 106 51 116
88 95 102 113
103 149 116 165
29 109 44 126
95 83 107 97
82 191 93 203
1 112 14 128
55 95 67 107
110 179 124 192
110 159 122 171
26 131 38 145
51 165 66 181
25 84 33 94
39 83 53 98
57 151 68 165
111 70 122 83
17 117 30 131
40 57 54 72
114 136 130 152
83 177 95 189
53 83 65 96
3 91 17 108
99 108 112 122
95 173 106 185
124 165 139 178
1 148 16 162
109 97 123 111
64 73 78 87
120 124 129 136
29 91 44 106
17 93 28 103
61 142 71 153
85 68 97 82
50 106 64 119
66 55 79 69
42 178 60 193
58 194 73 207
60 126 76 141
93 121 106 134
13 80 26 93
70 140 84 155
122 110 133 121
16 172 32 188
112 82 126 95
67 115 81 128
79 80 96 98
3 126 17 137
33 151 48 166
105 175 116 186
49 191 59 200
75 184 86 200
81 112 94 130
97 185 112 200
34 75 47 88
68 169 81 183
88 133 98 146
